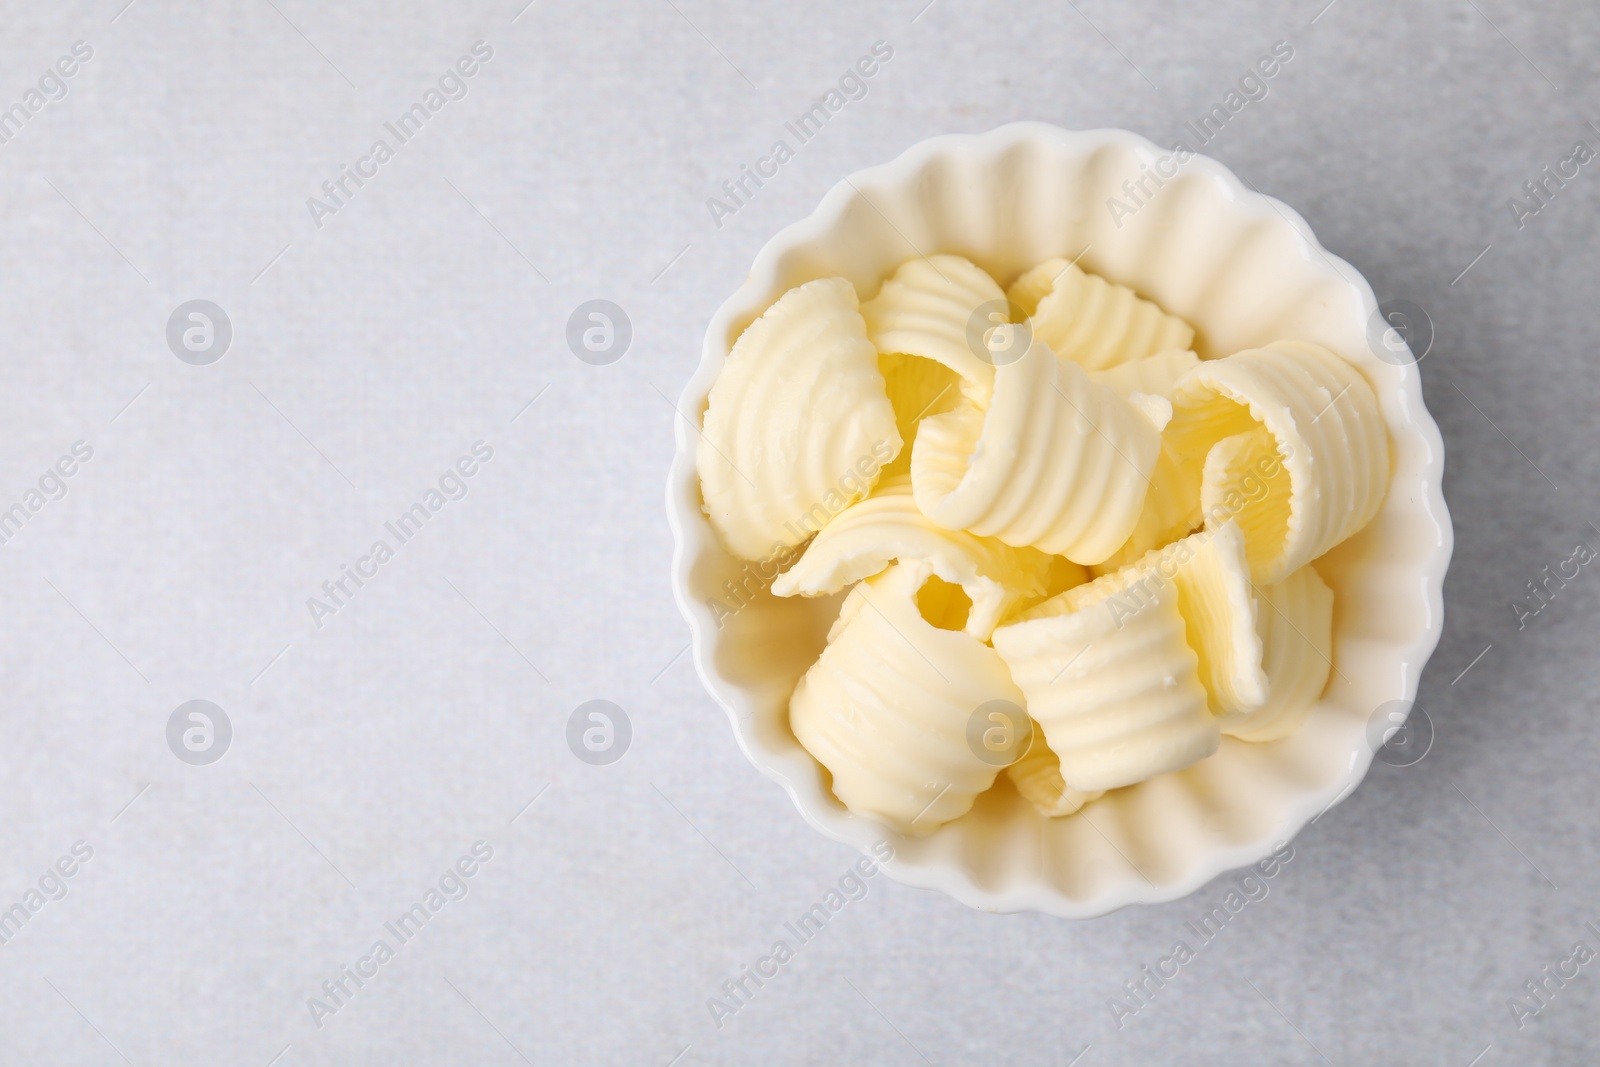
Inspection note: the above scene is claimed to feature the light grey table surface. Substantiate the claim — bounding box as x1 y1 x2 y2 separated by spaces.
0 1 1593 1064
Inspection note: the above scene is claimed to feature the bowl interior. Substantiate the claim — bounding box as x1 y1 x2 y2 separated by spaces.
669 124 1449 917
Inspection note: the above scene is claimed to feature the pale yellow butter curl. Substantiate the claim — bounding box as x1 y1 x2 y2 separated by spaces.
1005 730 1104 817
1104 522 1268 716
1165 340 1390 584
789 563 1025 835
910 335 1167 565
861 254 1003 402
698 278 901 561
992 569 1219 792
1220 564 1335 742
1007 258 1195 371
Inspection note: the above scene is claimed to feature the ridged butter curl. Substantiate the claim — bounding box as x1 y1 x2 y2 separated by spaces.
789 562 1025 835
992 568 1219 792
1165 340 1390 584
1005 731 1104 817
1007 258 1195 371
861 254 1004 402
1220 564 1334 742
698 278 901 561
911 334 1168 565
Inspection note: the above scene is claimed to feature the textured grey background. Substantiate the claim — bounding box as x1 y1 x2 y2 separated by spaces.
0 0 1593 1064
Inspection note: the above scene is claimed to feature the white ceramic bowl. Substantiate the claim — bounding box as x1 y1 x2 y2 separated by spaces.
666 123 1451 917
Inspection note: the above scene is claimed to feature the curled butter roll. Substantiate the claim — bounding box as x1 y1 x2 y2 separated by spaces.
910 335 1168 565
770 476 1048 640
1006 258 1195 371
1220 564 1334 742
1165 340 1390 584
1089 349 1201 400
698 278 901 562
1006 731 1104 817
789 563 1025 835
991 569 1219 793
1103 522 1268 716
860 254 1004 401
